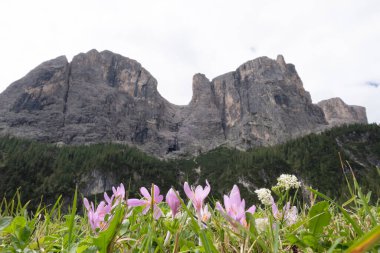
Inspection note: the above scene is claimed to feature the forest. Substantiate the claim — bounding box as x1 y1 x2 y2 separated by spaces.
0 123 379 207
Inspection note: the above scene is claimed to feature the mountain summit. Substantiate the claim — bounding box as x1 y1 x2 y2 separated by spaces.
0 50 367 157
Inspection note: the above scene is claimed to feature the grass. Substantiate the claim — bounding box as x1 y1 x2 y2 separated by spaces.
0 163 379 252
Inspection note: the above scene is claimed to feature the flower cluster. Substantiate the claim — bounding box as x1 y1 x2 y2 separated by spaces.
216 185 256 227
272 201 298 225
166 188 181 218
184 180 211 225
184 180 210 215
127 184 164 220
83 183 126 232
82 174 301 236
255 217 269 233
276 174 301 190
255 188 273 206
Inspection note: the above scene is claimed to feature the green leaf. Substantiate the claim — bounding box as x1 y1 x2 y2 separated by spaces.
67 187 78 249
302 234 319 249
339 207 363 236
355 179 377 226
308 181 366 237
308 201 331 235
286 234 300 244
286 234 307 249
4 216 27 233
118 219 130 236
16 225 32 243
272 222 279 253
246 212 269 252
93 204 125 253
327 237 343 253
0 216 13 231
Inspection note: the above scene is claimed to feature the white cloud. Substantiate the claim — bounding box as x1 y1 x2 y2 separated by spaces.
0 0 379 122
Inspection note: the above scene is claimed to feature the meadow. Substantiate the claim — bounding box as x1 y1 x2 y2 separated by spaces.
0 169 379 252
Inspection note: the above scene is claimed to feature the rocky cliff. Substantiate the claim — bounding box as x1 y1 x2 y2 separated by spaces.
0 50 367 157
317 97 367 127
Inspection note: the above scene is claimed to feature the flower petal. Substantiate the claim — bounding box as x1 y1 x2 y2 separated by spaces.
83 198 90 211
240 199 246 211
127 198 145 207
142 204 151 214
195 185 204 198
203 180 211 198
184 182 194 200
120 183 125 194
153 184 160 197
153 205 163 219
104 192 112 205
155 194 164 203
272 202 280 219
246 204 256 214
140 187 151 199
215 201 225 213
230 185 241 206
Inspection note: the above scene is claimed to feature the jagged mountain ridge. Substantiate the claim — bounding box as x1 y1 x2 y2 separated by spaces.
0 50 367 157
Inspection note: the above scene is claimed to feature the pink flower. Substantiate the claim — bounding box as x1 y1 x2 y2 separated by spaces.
183 180 211 214
104 183 125 208
104 192 115 207
127 184 164 220
272 201 297 225
112 183 125 201
216 185 256 226
83 198 112 232
166 188 181 218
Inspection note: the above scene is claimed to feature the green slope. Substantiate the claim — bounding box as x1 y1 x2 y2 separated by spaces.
0 124 379 206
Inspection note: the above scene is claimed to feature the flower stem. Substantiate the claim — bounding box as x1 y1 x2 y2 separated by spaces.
164 231 171 246
197 210 203 246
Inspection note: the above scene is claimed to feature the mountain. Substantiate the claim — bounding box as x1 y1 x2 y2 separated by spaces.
0 50 367 157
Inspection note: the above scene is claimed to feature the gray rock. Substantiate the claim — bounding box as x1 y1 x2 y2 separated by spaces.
0 50 368 157
317 97 367 126
0 55 69 141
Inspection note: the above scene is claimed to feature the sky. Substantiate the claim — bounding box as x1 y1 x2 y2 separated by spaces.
0 0 379 123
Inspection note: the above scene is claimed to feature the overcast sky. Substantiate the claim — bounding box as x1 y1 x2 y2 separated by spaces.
0 0 379 123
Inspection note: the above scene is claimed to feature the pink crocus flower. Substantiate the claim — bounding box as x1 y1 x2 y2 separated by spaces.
166 188 181 218
104 192 115 207
127 184 164 220
183 180 211 214
216 185 256 226
112 183 126 200
83 198 112 232
272 201 297 225
104 183 126 207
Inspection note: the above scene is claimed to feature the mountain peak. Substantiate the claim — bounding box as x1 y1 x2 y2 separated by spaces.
0 50 367 157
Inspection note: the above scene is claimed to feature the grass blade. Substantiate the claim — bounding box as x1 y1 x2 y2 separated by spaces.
67 187 78 249
346 225 380 253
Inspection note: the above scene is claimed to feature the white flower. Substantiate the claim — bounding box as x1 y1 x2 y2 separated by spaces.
255 188 273 206
276 174 301 190
255 218 269 233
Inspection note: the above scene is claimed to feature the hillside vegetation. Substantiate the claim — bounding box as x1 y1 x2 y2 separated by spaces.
0 124 379 206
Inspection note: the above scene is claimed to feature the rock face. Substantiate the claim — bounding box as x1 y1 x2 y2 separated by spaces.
317 98 367 126
0 50 368 157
